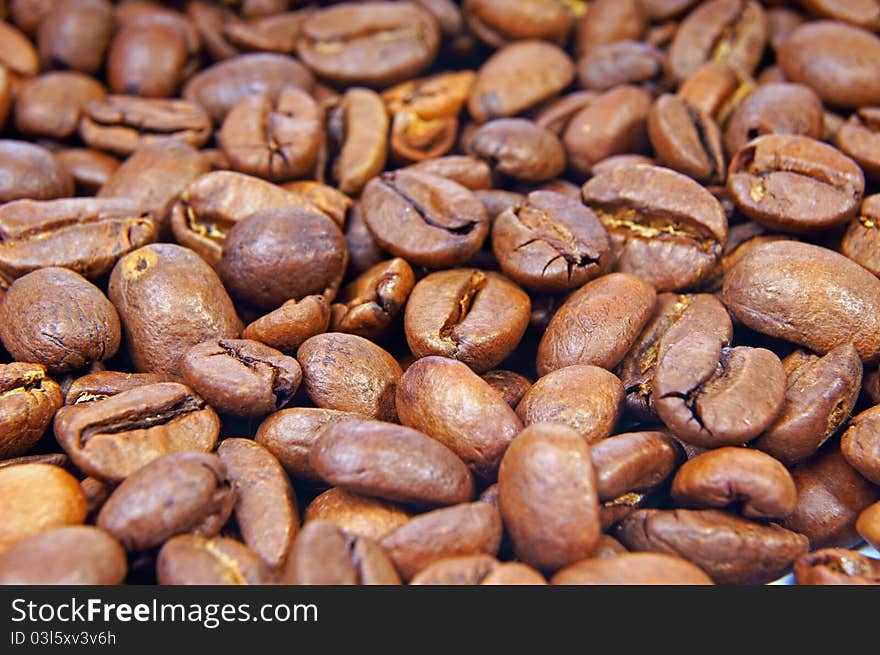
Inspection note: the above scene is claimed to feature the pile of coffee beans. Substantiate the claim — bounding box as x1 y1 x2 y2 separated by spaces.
1 0 880 586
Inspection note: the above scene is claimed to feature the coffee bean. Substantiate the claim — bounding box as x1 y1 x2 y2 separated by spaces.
841 405 880 485
552 553 713 585
648 94 725 184
574 0 646 57
0 363 63 458
15 71 106 140
677 60 755 125
468 118 567 182
0 140 74 203
37 0 115 75
480 370 531 408
403 155 492 191
64 371 169 405
578 41 672 94
534 90 598 136
857 502 880 551
106 19 189 98
464 0 576 47
157 534 272 585
243 295 330 354
835 107 880 182
409 553 500 585
591 431 683 501
55 148 119 195
330 258 415 339
304 487 412 541
0 20 39 76
794 548 880 585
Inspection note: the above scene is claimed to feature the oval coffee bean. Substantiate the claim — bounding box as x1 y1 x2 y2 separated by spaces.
480 562 547 586
330 258 414 339
481 370 532 409
65 371 169 405
551 553 713 585
468 118 566 182
0 141 73 204
327 88 389 196
396 356 523 480
15 71 106 140
835 196 880 276
647 94 725 184
0 363 63 459
857 502 880 551
794 548 880 585
311 419 473 508
97 452 235 551
591 431 683 501
841 405 880 484
243 295 330 354
409 554 500 586
157 535 271 585
498 423 600 571
304 487 412 541
836 107 880 182
404 269 530 373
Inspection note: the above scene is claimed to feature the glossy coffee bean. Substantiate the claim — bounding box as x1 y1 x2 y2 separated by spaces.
0 363 63 458
243 295 330 354
481 370 532 409
841 405 880 485
552 553 713 585
794 548 880 585
591 431 683 501
106 19 190 99
648 93 725 184
304 487 412 541
64 371 169 405
326 87 389 196
37 0 115 75
468 119 566 182
157 535 271 585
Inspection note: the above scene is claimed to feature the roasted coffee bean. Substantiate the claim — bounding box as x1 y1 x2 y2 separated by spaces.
182 53 314 124
537 273 655 374
563 86 653 175
724 83 825 158
182 339 301 416
157 535 272 585
727 134 864 232
0 140 74 204
468 41 574 123
397 357 523 480
310 419 473 507
403 156 492 191
296 2 439 89
534 91 598 136
218 438 299 569
15 71 106 140
574 0 646 57
404 269 529 372
578 41 671 95
256 407 366 483
304 487 412 541
0 20 40 76
0 268 120 372
582 164 727 291
54 382 220 482
0 363 63 458
219 89 322 182
755 344 862 466
106 19 189 98
242 295 330 354
55 148 119 196
330 258 415 338
284 520 400 585
654 332 786 447
65 371 169 405
361 170 489 269
669 0 767 81
0 453 68 470
722 241 880 363
552 553 713 585
279 182 350 229
616 508 808 584
779 21 880 109
671 447 796 518
648 94 725 184
480 562 547 585
325 87 389 197
468 119 566 182
591 431 683 501
0 526 126 584
841 405 880 485
516 365 623 444
109 244 242 378
677 60 755 125
794 548 880 585
37 0 115 75
0 463 87 553
481 370 531 408
782 444 880 549
409 554 500 585
97 452 235 551
223 12 306 55
835 107 880 181
492 191 611 293
80 96 212 156
463 0 576 47
857 502 880 550
498 423 600 571
380 502 503 581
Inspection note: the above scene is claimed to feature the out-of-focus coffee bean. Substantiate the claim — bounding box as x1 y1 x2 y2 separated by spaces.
15 71 106 139
480 370 531 408
552 553 713 585
857 501 880 550
157 535 271 585
0 140 74 203
37 0 115 75
794 548 880 585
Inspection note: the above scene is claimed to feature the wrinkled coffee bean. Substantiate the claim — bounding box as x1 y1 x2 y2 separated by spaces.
794 548 880 585
243 295 330 354
0 363 63 458
330 258 414 339
841 405 880 485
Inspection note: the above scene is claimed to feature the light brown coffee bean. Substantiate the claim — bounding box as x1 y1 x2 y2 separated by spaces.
157 535 272 585
242 295 331 354
552 553 713 585
0 363 63 459
305 487 412 541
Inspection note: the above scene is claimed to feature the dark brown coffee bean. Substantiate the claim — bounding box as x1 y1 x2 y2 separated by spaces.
727 134 864 232
182 53 314 124
157 534 271 585
755 344 863 466
794 548 880 585
616 508 808 584
0 268 120 373
648 94 725 184
284 520 400 585
403 156 492 191
480 370 531 408
182 339 301 416
38 0 115 75
0 363 62 459
109 244 242 379
80 95 212 156
380 502 503 581
397 357 523 480
617 292 733 422
242 295 330 354
65 371 169 405
669 0 767 81
534 91 598 136
582 164 727 291
468 40 574 123
671 447 796 519
468 118 566 182
404 269 530 373
782 444 880 549
498 423 600 571
304 487 412 541
722 240 880 363
537 273 656 374
219 89 322 182
779 21 880 109
841 405 880 485
492 191 611 293
361 170 489 269
578 41 671 94
0 140 74 203
552 553 713 585
54 382 220 483
591 431 683 501
654 332 786 447
106 20 188 98
574 0 646 57
54 148 119 196
311 419 473 508
0 526 126 584
296 2 439 89
217 438 299 570
0 463 87 553
724 83 825 158
97 452 235 551
835 107 880 181
858 502 880 550
15 71 106 140
409 554 500 585
330 258 414 339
